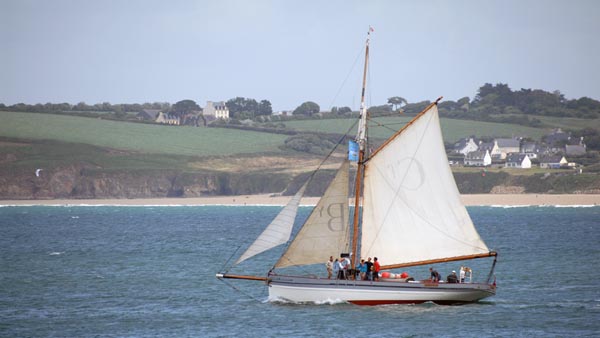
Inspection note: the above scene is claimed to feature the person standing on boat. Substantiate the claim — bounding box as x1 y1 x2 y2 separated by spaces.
365 257 374 281
338 255 350 279
373 257 381 281
429 267 441 282
333 258 340 279
326 256 334 279
459 266 466 283
337 257 346 279
342 255 351 279
447 270 458 283
358 259 367 280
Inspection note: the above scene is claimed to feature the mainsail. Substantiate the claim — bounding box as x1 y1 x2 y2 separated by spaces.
275 160 351 268
235 183 307 265
361 104 490 266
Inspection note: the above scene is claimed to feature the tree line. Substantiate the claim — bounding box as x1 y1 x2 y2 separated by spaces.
2 83 599 122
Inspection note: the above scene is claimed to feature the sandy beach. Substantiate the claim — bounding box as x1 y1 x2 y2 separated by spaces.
1 194 599 206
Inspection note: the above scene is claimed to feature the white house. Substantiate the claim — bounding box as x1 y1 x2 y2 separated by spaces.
204 101 229 119
464 150 492 167
491 138 521 160
505 153 532 169
453 138 479 155
155 111 180 125
539 155 568 169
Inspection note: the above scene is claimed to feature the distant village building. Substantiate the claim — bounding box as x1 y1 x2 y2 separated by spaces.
155 111 180 125
464 150 492 167
137 109 161 121
520 141 542 159
505 153 532 169
491 138 521 160
453 137 479 155
203 101 229 119
565 144 586 156
539 155 568 169
478 141 495 153
544 128 571 152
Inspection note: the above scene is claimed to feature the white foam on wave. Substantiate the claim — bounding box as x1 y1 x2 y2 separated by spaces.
485 204 597 208
48 251 64 256
267 295 346 305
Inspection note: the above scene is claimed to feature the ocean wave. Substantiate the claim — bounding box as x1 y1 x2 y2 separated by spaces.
0 203 317 208
485 204 597 208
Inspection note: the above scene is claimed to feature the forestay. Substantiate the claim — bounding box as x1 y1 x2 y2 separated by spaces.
275 161 351 268
360 105 489 265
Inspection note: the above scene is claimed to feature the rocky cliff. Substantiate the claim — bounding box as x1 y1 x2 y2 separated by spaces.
0 165 291 200
1 164 599 200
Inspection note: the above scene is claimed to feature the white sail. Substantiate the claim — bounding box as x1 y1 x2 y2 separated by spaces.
235 183 307 265
275 161 350 268
361 105 489 265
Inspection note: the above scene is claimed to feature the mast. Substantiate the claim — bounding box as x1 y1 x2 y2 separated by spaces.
351 28 371 269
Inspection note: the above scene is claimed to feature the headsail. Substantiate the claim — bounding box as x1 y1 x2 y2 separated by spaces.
361 104 490 266
235 183 307 265
275 160 351 268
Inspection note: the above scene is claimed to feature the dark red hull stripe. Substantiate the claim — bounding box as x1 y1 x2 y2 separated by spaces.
349 300 471 306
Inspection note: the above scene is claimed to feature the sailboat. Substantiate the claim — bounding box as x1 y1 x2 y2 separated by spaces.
216 30 498 305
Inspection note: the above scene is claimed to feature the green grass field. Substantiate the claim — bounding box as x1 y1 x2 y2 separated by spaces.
0 111 287 156
281 115 548 142
0 139 198 172
533 116 600 130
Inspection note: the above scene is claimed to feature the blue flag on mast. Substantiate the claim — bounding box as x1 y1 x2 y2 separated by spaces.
348 140 359 162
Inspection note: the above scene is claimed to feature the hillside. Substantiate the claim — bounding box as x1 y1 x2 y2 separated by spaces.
281 116 549 142
1 110 600 199
0 111 287 157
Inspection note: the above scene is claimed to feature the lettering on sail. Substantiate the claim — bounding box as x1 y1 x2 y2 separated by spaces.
318 202 346 232
386 157 425 191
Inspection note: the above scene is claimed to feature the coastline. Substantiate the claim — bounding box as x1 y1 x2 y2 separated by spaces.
1 194 599 206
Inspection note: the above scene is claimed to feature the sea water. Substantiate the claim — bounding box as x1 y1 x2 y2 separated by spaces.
1 205 599 337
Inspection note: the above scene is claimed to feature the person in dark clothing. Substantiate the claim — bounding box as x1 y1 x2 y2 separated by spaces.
447 270 458 283
365 257 374 281
429 267 441 282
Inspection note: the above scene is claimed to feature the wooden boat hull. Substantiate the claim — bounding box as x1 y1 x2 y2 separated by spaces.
268 275 496 305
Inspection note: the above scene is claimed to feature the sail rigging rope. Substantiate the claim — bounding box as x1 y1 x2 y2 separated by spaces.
216 276 268 303
221 244 244 274
367 116 402 134
326 45 365 111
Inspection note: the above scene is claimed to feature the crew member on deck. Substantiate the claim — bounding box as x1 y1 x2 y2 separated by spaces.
447 270 458 283
365 257 374 281
358 259 367 280
326 256 334 279
430 267 441 282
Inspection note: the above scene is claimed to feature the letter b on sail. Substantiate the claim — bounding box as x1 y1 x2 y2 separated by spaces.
319 203 346 232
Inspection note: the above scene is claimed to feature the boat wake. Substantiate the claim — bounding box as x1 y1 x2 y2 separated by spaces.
267 296 347 306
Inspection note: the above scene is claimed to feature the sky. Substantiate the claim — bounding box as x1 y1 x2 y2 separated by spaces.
1 0 599 111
